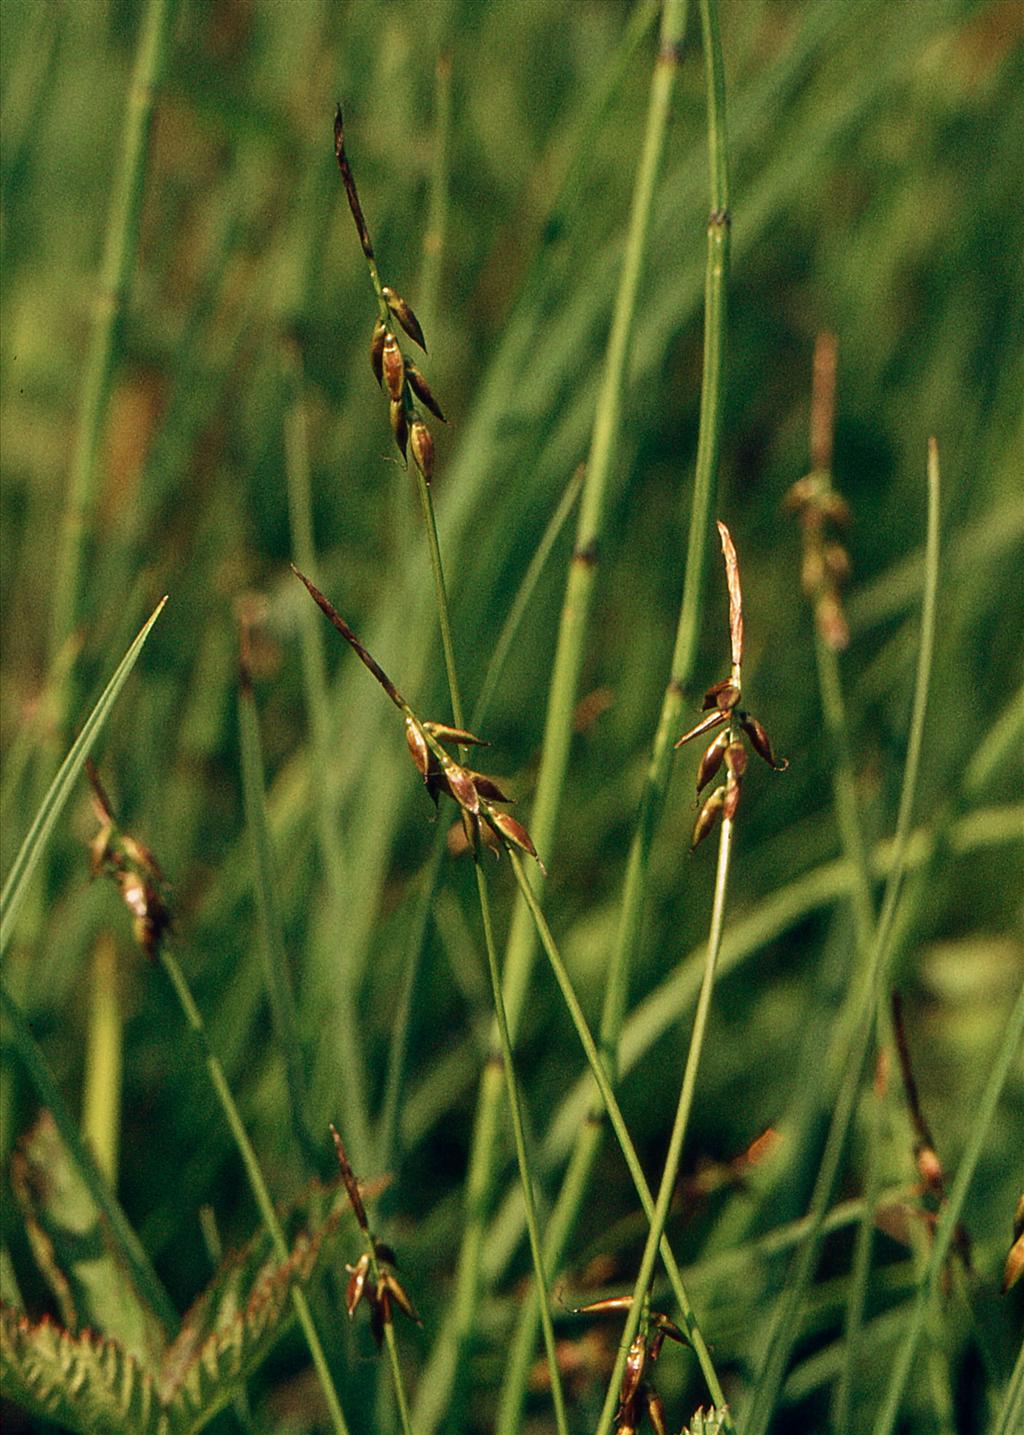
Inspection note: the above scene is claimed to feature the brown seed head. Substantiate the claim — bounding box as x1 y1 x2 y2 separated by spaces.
691 787 725 850
619 1333 647 1410
389 399 408 460
696 730 730 794
381 332 404 402
724 741 748 781
740 714 788 771
488 810 544 870
444 761 479 814
370 319 386 386
422 721 489 747
406 361 446 421
382 285 427 352
405 718 431 780
645 1387 668 1435
410 419 434 482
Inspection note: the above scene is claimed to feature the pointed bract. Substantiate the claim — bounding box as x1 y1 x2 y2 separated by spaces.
406 361 446 421
370 319 386 386
382 285 427 351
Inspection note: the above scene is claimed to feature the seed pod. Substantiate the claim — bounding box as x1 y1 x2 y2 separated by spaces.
406 361 446 421
370 319 386 386
691 788 725 850
619 1333 647 1409
381 1269 421 1323
422 721 489 747
651 1313 687 1346
488 810 542 867
674 708 728 750
390 399 408 460
821 491 851 527
346 1254 370 1317
696 730 730 794
89 821 115 876
382 285 427 351
381 331 404 402
741 714 788 770
701 677 740 712
444 761 479 814
645 1388 668 1435
466 770 514 804
723 774 742 821
824 541 851 583
410 419 434 482
724 741 747 781
405 718 430 780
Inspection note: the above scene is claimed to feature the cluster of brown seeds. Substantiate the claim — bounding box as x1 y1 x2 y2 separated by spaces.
575 1296 687 1435
784 331 853 651
329 1124 420 1348
86 761 171 959
292 565 544 871
334 106 445 482
675 523 786 849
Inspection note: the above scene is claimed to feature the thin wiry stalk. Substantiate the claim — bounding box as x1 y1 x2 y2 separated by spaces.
873 973 1024 1435
81 933 122 1186
506 850 731 1420
333 97 570 1429
237 655 316 1167
280 338 371 1167
992 1334 1024 1435
48 0 178 679
498 0 731 1414
743 440 941 1435
0 977 178 1333
158 946 350 1435
443 5 690 1425
595 816 735 1435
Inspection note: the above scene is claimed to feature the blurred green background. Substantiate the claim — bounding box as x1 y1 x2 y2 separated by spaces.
2 1 1022 1431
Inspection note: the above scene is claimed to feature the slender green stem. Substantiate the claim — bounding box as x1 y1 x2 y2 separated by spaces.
0 977 178 1332
744 441 941 1435
443 7 690 1426
280 339 370 1169
237 670 315 1166
498 2 731 1416
416 46 453 339
596 816 735 1435
873 974 1024 1435
993 1335 1024 1435
507 850 731 1419
82 932 122 1186
382 1317 416 1435
158 947 349 1435
473 864 569 1435
49 0 178 678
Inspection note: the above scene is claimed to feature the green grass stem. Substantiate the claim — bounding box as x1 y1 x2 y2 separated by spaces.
743 440 941 1435
158 945 350 1435
281 340 372 1168
993 1337 1024 1435
872 974 1024 1435
438 7 691 1425
595 814 735 1435
498 9 730 1415
48 0 178 678
81 932 122 1187
237 666 315 1166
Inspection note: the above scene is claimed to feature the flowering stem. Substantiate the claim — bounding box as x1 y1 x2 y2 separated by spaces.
594 814 735 1435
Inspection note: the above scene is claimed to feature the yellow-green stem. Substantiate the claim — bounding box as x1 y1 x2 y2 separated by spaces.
82 932 122 1186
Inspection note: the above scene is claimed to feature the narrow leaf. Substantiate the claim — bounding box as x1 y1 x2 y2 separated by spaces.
0 596 167 958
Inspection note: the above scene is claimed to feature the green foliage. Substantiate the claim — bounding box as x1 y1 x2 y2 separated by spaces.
1 1 1022 1432
1 1114 347 1434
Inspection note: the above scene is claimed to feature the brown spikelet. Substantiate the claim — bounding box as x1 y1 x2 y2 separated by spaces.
410 419 434 481
381 332 404 402
370 320 386 386
716 520 744 679
382 286 427 352
406 362 446 421
390 399 409 460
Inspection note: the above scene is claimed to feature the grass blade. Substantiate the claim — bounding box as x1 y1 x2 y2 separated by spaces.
0 597 167 958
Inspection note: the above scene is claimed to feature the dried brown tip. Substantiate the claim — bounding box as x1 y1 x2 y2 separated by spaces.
390 399 409 461
410 419 434 482
422 721 490 747
674 708 728 750
444 761 480 814
717 520 744 678
405 718 431 780
645 1388 668 1435
330 1122 369 1231
695 730 730 795
381 332 405 402
740 714 788 771
333 104 375 261
406 362 446 421
291 565 406 708
488 810 545 872
346 1253 370 1316
809 330 838 475
691 788 725 850
370 319 386 386
382 286 427 352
